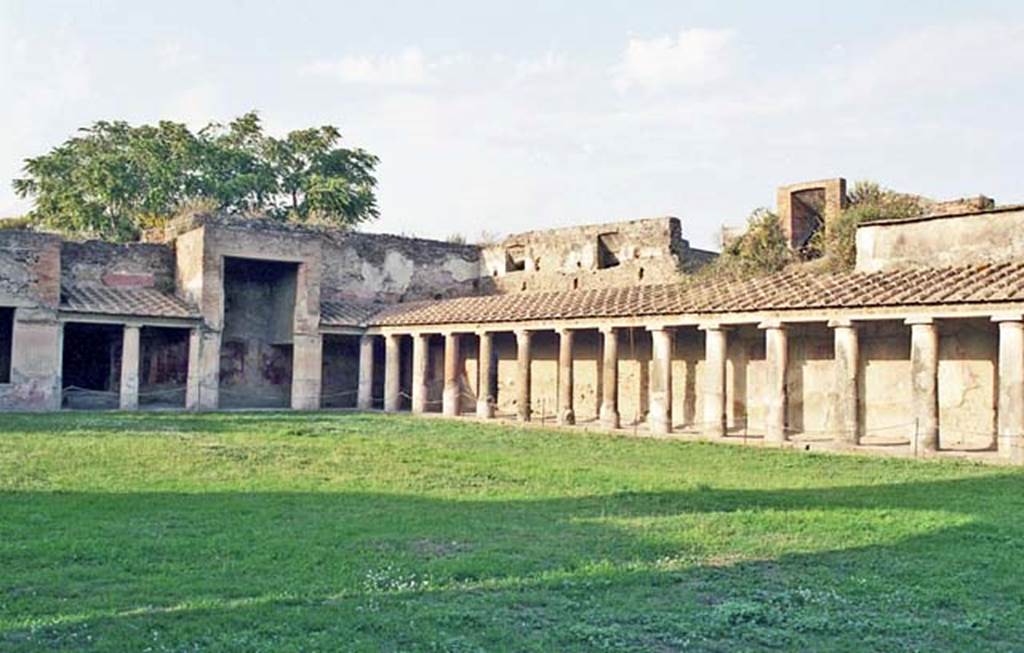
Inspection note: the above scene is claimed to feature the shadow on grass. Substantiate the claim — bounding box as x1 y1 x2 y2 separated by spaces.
2 473 1023 651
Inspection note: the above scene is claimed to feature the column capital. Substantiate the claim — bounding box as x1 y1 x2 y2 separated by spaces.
698 322 725 332
645 324 674 333
904 316 936 326
757 319 786 330
556 326 576 336
992 313 1024 324
828 318 857 328
598 325 617 335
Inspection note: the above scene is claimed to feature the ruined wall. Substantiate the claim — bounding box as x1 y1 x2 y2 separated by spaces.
937 319 996 450
321 335 360 408
480 218 708 294
219 258 299 408
856 206 1024 272
139 327 189 408
61 240 175 291
321 232 482 303
0 231 62 410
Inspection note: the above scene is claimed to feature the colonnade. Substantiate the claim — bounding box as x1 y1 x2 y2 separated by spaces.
354 315 1024 462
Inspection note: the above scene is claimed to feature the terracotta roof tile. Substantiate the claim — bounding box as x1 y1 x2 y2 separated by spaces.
320 299 388 327
367 262 1024 327
61 286 199 319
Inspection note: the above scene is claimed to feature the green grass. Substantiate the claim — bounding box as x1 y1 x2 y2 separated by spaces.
1 412 1022 652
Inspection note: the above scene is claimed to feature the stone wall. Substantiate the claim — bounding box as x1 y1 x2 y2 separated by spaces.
321 232 481 302
856 206 1024 272
0 231 62 410
479 218 710 294
61 240 176 291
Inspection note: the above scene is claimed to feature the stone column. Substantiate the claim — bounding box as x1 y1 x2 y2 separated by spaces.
291 333 322 410
648 326 673 434
908 318 939 453
516 330 532 421
357 334 375 410
186 327 221 411
761 321 787 444
411 333 429 414
119 324 141 411
443 333 461 417
557 328 575 425
476 331 495 419
702 324 727 438
994 316 1024 462
830 319 860 445
600 327 620 429
384 333 402 412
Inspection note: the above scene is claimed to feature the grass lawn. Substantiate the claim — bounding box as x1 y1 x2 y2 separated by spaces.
1 412 1022 652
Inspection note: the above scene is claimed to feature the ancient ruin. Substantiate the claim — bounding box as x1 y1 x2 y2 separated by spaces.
2 177 1024 464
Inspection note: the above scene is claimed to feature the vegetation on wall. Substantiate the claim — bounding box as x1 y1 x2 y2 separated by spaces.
12 112 379 242
709 181 926 279
812 180 924 270
705 208 793 279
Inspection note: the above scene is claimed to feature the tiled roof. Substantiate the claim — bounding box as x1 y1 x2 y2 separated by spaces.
368 262 1024 326
320 299 388 327
61 286 200 319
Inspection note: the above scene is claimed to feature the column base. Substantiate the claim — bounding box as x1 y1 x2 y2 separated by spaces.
558 409 575 426
476 400 494 419
442 388 459 417
600 406 620 430
649 416 671 435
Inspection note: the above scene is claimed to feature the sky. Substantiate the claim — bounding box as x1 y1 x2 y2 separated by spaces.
1 1 1023 250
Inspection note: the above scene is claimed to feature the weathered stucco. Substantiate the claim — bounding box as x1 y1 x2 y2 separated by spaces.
856 206 1024 272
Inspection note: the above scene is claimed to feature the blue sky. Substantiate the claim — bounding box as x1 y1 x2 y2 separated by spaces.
2 1 1023 248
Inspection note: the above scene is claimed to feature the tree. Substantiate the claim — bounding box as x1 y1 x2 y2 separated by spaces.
705 208 792 279
12 112 379 241
818 181 923 270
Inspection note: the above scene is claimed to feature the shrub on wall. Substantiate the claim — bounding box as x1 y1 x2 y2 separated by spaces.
705 208 793 280
816 181 924 270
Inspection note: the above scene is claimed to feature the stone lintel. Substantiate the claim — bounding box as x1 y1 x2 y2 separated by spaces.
904 316 936 326
827 318 857 328
991 313 1024 323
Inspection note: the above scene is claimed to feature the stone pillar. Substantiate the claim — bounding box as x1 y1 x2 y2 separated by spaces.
600 327 620 429
476 331 495 419
357 335 375 410
119 324 141 411
557 328 575 425
411 333 429 414
702 324 727 438
908 318 939 453
648 326 673 435
761 322 787 444
443 333 461 417
994 316 1024 462
384 333 402 412
830 319 860 445
516 330 532 422
291 333 322 410
186 327 220 411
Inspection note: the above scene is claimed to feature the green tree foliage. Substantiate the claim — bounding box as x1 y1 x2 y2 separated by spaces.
818 181 923 270
12 112 379 241
707 208 792 279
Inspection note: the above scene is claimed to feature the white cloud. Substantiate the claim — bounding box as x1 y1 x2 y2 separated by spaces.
612 28 736 91
827 21 1024 103
301 48 438 86
156 41 199 70
513 51 570 81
